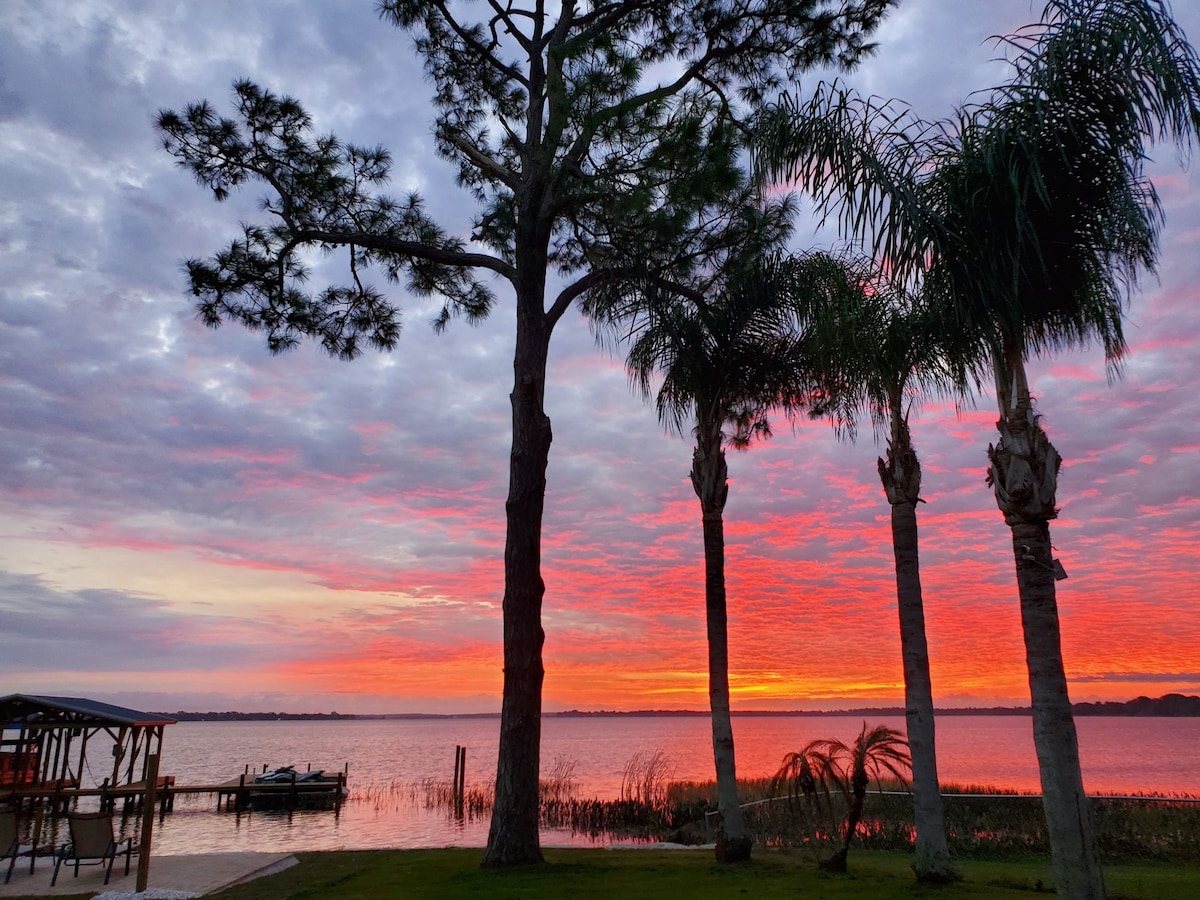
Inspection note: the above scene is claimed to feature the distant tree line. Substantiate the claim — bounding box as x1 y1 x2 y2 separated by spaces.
554 695 1200 718
153 710 357 721
1071 694 1200 717
154 694 1200 721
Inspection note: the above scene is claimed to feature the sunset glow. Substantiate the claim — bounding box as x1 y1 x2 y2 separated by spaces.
2 0 1199 716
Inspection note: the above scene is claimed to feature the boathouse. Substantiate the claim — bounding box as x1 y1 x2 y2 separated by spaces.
0 694 175 811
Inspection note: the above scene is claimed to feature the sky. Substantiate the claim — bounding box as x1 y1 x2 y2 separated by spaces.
2 1 1199 716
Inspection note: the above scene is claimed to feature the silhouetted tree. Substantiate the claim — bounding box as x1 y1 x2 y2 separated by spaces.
774 722 911 872
598 213 809 860
157 0 894 867
793 255 969 881
756 3 1200 894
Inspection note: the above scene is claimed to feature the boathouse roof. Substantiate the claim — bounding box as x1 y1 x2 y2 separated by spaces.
0 693 176 728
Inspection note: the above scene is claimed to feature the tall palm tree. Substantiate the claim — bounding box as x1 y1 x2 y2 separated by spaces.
612 250 824 861
803 260 972 882
774 722 911 872
926 8 1200 897
755 3 1200 896
583 107 858 862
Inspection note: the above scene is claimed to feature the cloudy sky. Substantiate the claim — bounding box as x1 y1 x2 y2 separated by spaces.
3 1 1199 715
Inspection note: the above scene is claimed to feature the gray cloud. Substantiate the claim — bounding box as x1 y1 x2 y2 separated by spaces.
0 569 287 672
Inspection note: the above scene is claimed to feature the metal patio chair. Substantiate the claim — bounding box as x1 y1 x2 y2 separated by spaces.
2 808 37 883
50 810 138 886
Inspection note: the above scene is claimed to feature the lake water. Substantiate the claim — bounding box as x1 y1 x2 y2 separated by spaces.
68 715 1200 855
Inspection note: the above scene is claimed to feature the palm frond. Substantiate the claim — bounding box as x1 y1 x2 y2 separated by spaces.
851 723 913 788
754 1 1200 379
752 81 949 289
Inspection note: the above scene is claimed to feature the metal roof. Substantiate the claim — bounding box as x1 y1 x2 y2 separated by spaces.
0 694 176 728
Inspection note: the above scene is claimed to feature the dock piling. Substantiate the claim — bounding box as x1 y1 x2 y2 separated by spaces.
452 746 466 817
136 753 159 893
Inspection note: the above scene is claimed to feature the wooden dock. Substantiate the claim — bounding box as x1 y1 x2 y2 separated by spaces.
205 771 348 811
3 769 348 815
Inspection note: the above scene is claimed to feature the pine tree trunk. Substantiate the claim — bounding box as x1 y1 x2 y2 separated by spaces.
482 268 553 868
691 427 750 862
989 353 1105 899
878 411 955 882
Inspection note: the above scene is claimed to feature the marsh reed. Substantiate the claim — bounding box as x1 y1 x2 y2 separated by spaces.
346 755 1200 862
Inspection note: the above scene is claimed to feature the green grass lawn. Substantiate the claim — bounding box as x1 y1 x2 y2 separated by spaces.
9 849 1196 899
198 849 1200 900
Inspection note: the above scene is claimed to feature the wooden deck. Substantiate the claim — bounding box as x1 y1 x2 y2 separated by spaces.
197 772 348 811
0 769 348 877
2 771 348 814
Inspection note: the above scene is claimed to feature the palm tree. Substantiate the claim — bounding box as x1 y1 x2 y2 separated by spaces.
869 299 964 884
755 3 1200 895
582 107 863 863
774 722 911 872
612 249 823 862
803 261 971 882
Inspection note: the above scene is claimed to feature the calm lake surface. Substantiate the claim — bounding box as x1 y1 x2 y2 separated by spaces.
107 715 1200 855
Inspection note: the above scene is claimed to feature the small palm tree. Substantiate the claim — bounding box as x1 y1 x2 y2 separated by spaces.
774 723 911 872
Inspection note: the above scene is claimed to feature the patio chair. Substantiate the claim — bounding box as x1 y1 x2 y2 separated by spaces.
50 810 138 886
2 808 35 883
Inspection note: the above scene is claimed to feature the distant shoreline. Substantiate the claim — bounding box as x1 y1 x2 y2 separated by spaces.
154 692 1200 721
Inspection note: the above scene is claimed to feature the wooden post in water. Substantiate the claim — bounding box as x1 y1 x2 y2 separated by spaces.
136 753 159 893
452 746 466 817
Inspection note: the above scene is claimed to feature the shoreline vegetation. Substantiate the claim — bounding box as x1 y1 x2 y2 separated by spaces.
377 760 1199 868
154 692 1200 721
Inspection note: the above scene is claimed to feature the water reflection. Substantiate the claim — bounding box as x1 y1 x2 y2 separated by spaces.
138 796 597 855
32 715 1197 855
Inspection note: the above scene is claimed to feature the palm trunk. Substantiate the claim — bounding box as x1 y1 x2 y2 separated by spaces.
988 350 1104 900
691 423 750 862
820 770 867 873
877 407 955 882
482 253 553 868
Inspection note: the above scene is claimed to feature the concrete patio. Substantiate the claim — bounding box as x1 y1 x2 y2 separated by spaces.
0 852 296 897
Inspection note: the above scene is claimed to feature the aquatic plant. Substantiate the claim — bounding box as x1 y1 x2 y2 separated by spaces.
540 755 580 805
620 750 675 809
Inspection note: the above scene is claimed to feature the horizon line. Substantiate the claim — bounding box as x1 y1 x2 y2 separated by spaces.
152 693 1199 720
